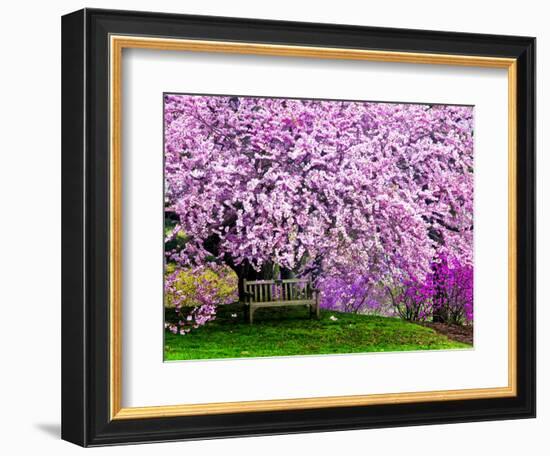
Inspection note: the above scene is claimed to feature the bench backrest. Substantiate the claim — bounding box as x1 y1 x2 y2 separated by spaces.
243 278 315 303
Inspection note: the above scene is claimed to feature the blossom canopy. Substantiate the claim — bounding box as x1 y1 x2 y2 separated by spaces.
164 94 474 296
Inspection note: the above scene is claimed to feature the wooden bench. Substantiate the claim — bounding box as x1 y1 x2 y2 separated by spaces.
242 278 320 324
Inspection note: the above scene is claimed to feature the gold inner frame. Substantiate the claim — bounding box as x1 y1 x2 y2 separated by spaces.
109 35 518 420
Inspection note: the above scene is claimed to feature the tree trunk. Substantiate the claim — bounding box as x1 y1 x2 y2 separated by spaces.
432 301 446 322
233 261 275 302
432 263 447 323
231 262 297 302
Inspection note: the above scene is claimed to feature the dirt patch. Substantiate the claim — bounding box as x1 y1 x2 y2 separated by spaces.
421 322 473 345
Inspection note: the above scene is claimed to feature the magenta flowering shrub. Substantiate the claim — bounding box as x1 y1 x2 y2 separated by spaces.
164 94 474 328
388 275 435 322
388 254 473 324
431 254 474 324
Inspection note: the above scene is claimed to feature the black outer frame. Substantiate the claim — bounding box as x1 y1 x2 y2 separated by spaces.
61 8 536 447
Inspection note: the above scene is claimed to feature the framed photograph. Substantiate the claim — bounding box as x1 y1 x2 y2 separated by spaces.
61 8 536 447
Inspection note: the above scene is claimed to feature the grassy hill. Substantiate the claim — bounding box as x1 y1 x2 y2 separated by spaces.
164 304 471 361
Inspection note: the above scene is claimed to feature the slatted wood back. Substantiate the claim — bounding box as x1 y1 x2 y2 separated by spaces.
243 278 314 303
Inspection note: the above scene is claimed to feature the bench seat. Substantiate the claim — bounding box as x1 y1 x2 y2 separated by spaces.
242 278 320 323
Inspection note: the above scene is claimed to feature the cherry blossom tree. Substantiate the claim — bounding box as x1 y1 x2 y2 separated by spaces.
164 94 473 305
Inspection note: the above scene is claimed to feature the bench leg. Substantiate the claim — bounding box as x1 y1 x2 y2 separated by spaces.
315 294 320 319
249 306 255 324
309 302 320 319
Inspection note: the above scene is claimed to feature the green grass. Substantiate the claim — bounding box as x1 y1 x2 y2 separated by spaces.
164 304 471 361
